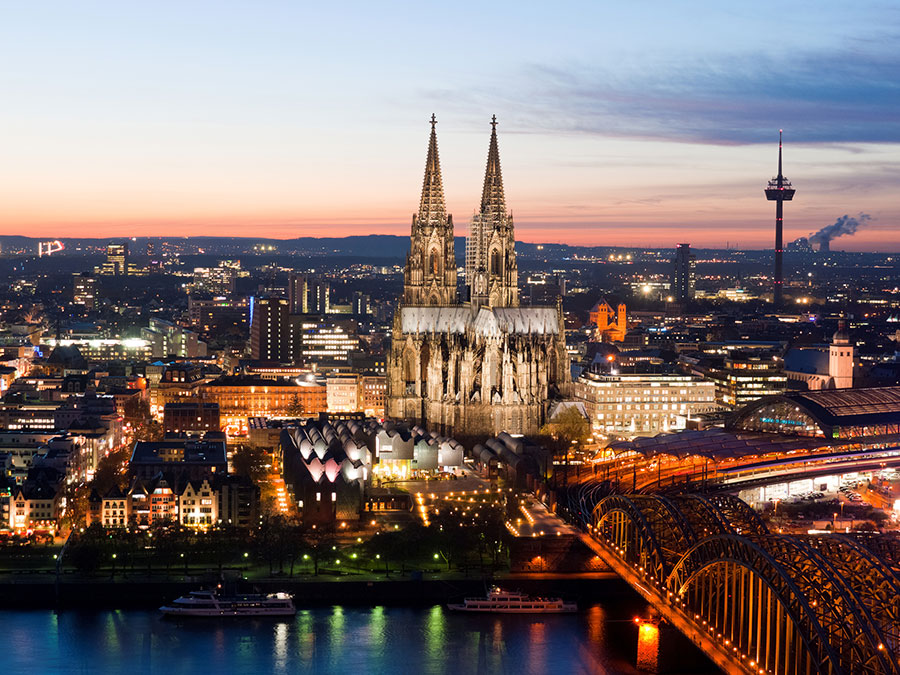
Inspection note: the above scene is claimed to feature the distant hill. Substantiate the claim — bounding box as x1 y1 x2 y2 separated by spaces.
0 233 546 259
0 233 875 261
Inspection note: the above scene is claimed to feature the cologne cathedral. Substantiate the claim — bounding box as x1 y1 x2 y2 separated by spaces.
386 116 570 437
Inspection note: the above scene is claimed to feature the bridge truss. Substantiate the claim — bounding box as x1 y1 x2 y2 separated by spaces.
588 493 900 674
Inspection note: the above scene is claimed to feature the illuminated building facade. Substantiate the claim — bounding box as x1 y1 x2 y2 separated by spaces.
7 482 58 533
361 374 386 417
142 318 207 358
201 376 327 435
784 322 856 391
352 291 371 316
326 375 361 413
163 401 221 435
100 486 128 527
152 364 208 418
178 478 218 527
100 242 129 276
574 369 717 437
688 350 787 408
671 243 695 302
188 296 249 335
0 401 59 431
719 353 787 408
589 300 627 342
293 320 359 364
249 297 289 361
191 260 242 295
280 419 371 525
89 475 259 529
372 425 464 480
71 273 97 310
250 297 359 366
129 438 228 482
43 337 153 364
288 273 309 314
307 279 330 314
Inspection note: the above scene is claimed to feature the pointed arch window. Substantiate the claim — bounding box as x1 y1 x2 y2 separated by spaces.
490 250 501 276
429 250 440 277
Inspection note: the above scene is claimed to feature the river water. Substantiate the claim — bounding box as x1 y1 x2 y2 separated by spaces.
0 604 646 674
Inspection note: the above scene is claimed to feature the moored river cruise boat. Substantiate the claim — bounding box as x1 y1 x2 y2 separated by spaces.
160 590 296 617
447 587 577 613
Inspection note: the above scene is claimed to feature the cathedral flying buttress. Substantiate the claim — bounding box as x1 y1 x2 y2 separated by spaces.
387 116 570 438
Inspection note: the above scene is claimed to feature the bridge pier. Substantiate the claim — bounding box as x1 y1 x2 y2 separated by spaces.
635 618 660 672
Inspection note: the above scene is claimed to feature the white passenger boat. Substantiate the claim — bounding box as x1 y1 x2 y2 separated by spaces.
447 586 577 613
160 589 296 617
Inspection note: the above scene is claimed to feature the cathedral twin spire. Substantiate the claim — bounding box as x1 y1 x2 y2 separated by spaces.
404 114 518 309
403 114 456 307
468 115 518 308
480 115 507 217
417 114 448 226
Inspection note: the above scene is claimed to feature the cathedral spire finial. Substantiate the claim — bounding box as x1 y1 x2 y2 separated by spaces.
418 114 447 223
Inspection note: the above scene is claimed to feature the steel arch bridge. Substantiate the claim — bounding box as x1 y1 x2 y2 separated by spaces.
588 493 900 675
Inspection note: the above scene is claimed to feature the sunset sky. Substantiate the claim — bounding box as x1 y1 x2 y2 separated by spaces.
1 2 898 249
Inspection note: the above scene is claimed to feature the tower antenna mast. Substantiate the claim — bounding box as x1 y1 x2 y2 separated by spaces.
764 130 796 307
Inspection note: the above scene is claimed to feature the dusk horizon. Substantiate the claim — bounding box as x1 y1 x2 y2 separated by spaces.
2 3 898 250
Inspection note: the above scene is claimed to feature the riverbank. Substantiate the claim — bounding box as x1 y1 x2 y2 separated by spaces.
0 571 631 610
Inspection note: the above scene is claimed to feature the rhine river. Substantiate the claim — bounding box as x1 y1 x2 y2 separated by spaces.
0 604 647 674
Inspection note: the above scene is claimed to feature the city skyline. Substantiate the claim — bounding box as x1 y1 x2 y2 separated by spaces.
2 2 898 250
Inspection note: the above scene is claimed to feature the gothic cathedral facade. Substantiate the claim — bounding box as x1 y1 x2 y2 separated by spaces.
386 116 570 437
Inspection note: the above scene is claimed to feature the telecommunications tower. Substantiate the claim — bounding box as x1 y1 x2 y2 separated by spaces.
764 130 795 307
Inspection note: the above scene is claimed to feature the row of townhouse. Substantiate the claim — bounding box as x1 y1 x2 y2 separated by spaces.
87 474 259 529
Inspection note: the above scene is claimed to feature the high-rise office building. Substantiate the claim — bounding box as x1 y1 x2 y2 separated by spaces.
72 273 97 310
307 279 330 314
104 242 129 276
671 243 695 302
288 274 330 314
291 318 360 364
352 291 371 315
249 297 289 361
191 260 240 295
288 273 309 314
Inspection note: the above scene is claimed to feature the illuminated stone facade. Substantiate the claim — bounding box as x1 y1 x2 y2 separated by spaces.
589 300 627 343
574 370 717 437
387 117 570 437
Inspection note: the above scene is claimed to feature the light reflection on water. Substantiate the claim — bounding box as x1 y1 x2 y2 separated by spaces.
0 605 641 675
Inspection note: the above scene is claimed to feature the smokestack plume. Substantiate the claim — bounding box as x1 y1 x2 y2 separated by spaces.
808 213 871 251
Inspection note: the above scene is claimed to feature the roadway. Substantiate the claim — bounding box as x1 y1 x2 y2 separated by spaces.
506 496 579 539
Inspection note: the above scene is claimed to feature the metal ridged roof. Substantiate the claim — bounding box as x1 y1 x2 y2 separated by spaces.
789 387 900 418
607 429 830 460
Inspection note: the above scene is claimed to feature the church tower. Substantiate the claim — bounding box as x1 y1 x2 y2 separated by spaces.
829 318 854 389
403 115 457 307
466 116 518 307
